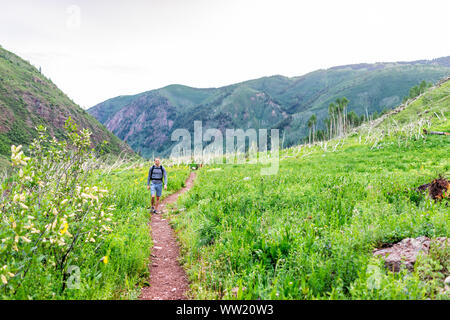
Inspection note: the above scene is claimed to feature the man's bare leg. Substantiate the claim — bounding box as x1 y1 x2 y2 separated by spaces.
151 195 155 211
155 196 160 212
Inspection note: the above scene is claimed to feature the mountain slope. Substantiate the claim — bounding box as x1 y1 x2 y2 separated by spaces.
89 57 450 157
0 46 132 157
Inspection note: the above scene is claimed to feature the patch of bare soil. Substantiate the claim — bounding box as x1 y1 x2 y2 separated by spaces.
140 172 196 300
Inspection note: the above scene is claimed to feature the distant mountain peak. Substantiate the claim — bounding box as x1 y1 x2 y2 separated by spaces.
88 56 450 157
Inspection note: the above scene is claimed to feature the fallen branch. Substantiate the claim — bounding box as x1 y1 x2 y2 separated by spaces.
423 129 450 136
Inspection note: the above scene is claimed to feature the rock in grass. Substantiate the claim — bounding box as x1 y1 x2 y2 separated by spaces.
373 236 431 272
373 236 449 272
444 276 450 292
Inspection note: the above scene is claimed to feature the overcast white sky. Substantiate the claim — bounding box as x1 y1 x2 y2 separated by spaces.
1 0 449 108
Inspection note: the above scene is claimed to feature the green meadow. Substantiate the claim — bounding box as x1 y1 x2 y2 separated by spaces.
0 80 448 300
0 124 190 299
169 81 450 299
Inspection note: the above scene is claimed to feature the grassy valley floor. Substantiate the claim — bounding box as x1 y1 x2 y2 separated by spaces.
168 82 450 299
1 80 448 300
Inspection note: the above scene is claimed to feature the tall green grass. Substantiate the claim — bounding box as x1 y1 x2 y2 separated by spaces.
169 83 450 300
72 163 191 299
0 122 190 300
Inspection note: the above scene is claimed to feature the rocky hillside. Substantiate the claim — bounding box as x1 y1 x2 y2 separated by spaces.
89 57 450 157
0 46 133 158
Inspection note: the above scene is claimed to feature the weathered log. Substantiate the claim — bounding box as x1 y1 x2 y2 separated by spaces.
423 129 450 136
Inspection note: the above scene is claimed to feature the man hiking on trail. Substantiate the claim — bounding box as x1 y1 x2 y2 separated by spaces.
147 157 167 214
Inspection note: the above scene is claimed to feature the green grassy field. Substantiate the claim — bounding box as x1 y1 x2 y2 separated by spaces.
168 81 450 299
75 163 190 299
0 134 190 299
1 79 448 300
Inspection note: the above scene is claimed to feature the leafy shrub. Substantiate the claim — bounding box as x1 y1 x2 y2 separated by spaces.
0 118 116 297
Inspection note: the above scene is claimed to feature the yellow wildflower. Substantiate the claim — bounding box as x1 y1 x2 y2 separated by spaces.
60 222 69 235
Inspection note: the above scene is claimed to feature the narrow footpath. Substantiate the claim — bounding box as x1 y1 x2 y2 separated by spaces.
140 172 196 300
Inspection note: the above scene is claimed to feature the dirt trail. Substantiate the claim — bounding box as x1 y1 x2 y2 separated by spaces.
140 172 196 300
